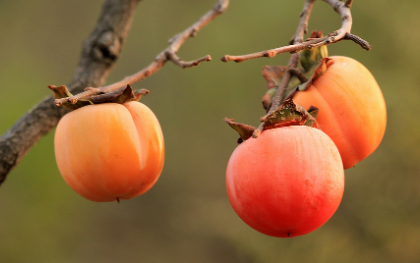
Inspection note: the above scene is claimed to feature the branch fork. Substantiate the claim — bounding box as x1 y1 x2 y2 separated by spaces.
224 0 371 141
0 0 230 184
221 0 369 64
54 0 229 108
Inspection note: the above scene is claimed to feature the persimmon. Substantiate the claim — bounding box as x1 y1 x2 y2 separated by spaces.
54 101 164 202
226 126 344 238
293 56 386 169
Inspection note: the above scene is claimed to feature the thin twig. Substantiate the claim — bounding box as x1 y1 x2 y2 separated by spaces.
221 0 369 63
344 32 371 50
252 0 316 139
294 0 317 44
267 0 315 114
288 68 309 83
56 0 230 106
167 53 212 69
267 54 301 114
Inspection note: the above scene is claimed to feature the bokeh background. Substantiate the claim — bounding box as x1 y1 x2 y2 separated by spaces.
0 0 418 262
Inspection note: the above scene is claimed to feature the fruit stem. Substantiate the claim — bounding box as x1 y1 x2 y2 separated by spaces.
268 53 300 114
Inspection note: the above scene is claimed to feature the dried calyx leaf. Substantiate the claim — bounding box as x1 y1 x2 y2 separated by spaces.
90 85 149 104
48 85 72 99
262 66 287 89
261 66 303 111
262 88 276 111
48 85 92 110
48 84 149 111
223 117 256 144
261 98 317 130
225 99 319 143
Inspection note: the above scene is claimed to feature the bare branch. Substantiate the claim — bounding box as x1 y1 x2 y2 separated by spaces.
344 33 371 50
268 53 301 113
0 0 230 185
55 0 230 106
0 0 141 185
293 0 317 44
267 0 316 114
320 0 352 43
221 0 368 63
167 52 212 69
288 68 309 83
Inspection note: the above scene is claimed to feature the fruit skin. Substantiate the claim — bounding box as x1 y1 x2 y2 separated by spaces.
54 101 164 202
226 126 344 238
293 56 386 169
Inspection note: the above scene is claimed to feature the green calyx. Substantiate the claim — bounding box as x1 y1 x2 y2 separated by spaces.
297 57 332 91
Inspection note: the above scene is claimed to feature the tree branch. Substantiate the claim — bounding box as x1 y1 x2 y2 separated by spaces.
55 0 230 106
0 0 230 186
267 0 316 114
252 0 317 137
221 0 369 63
0 0 141 185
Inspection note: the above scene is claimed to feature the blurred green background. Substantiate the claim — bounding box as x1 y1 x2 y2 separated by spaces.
0 0 418 262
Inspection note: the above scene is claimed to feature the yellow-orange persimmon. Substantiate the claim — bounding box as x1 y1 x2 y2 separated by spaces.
293 56 386 169
54 101 164 202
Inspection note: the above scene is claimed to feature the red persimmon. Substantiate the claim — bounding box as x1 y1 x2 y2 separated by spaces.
226 126 344 238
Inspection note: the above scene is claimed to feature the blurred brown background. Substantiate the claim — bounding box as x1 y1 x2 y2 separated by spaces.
0 0 418 262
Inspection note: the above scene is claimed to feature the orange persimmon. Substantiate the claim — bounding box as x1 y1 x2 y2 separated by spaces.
54 101 164 202
293 56 386 169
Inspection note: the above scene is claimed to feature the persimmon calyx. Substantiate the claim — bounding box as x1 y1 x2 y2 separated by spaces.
225 99 319 143
261 31 330 108
223 118 256 144
300 31 329 72
261 66 303 111
89 85 149 104
48 84 149 111
261 98 317 130
48 85 92 110
297 57 333 91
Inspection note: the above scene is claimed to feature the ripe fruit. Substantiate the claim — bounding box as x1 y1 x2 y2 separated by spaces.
226 126 344 238
54 101 164 202
293 56 386 169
